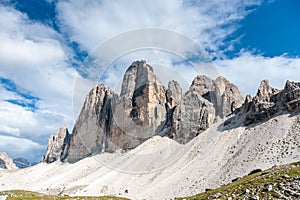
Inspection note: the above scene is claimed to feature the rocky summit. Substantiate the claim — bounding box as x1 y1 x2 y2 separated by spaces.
42 60 299 164
224 79 300 128
42 124 70 163
0 152 18 170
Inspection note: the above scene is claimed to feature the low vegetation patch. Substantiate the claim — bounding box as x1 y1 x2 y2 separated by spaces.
0 190 129 200
176 162 300 200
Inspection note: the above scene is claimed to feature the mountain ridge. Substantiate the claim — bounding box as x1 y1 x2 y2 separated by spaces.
42 60 300 164
0 112 299 199
43 60 247 163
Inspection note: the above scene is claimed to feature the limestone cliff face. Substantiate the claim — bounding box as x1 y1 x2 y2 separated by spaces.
42 124 70 163
61 84 118 163
43 61 246 163
59 61 168 163
224 79 300 127
0 152 18 170
116 60 167 144
103 60 167 151
284 80 300 111
177 89 215 143
167 75 244 143
185 75 244 118
213 76 245 117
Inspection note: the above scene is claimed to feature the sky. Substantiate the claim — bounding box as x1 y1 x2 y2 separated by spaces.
0 0 299 163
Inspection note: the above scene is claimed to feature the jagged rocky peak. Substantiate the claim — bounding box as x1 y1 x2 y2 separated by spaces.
112 60 167 148
167 75 244 143
256 79 279 102
189 75 244 118
61 83 118 163
43 60 247 163
0 152 18 170
177 85 215 143
226 79 300 126
284 80 300 111
60 61 168 163
214 76 244 117
120 60 166 127
166 80 182 108
42 124 70 163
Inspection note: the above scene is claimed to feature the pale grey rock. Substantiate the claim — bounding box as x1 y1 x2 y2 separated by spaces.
43 124 70 163
0 152 17 170
284 80 300 111
256 80 279 102
46 61 247 162
169 75 243 143
165 80 182 139
189 75 244 118
61 61 168 162
111 60 167 149
267 184 272 191
166 80 182 109
176 89 215 143
119 60 166 129
250 195 259 200
214 76 244 117
229 79 300 126
61 84 118 163
190 75 215 99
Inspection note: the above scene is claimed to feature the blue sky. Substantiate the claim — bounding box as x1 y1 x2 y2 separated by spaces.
0 0 299 162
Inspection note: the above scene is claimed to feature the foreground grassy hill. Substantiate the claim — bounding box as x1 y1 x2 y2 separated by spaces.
0 190 128 200
177 161 300 200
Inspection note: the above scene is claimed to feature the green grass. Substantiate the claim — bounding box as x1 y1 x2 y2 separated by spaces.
0 190 129 200
1 162 299 200
176 161 300 200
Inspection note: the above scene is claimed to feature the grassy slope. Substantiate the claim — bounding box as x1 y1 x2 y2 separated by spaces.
176 161 300 200
0 190 129 200
1 162 299 200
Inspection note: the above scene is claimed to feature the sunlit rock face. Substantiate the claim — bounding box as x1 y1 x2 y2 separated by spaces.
167 75 244 143
42 124 70 163
43 60 246 163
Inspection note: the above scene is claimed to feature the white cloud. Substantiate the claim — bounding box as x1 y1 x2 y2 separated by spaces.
215 52 300 95
56 0 262 55
0 135 44 162
0 4 78 161
0 125 20 136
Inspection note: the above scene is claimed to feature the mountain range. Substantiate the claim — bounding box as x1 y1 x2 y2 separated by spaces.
0 60 299 199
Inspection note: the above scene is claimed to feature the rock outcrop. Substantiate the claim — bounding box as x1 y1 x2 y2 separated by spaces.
114 60 167 148
42 124 70 163
43 61 245 163
0 152 18 170
224 79 300 127
61 84 118 163
13 158 30 169
284 80 300 111
167 75 244 143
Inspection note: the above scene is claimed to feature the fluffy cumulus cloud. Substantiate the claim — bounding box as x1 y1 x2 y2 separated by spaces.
216 52 300 95
0 4 78 162
55 0 299 98
56 0 262 55
0 135 44 162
